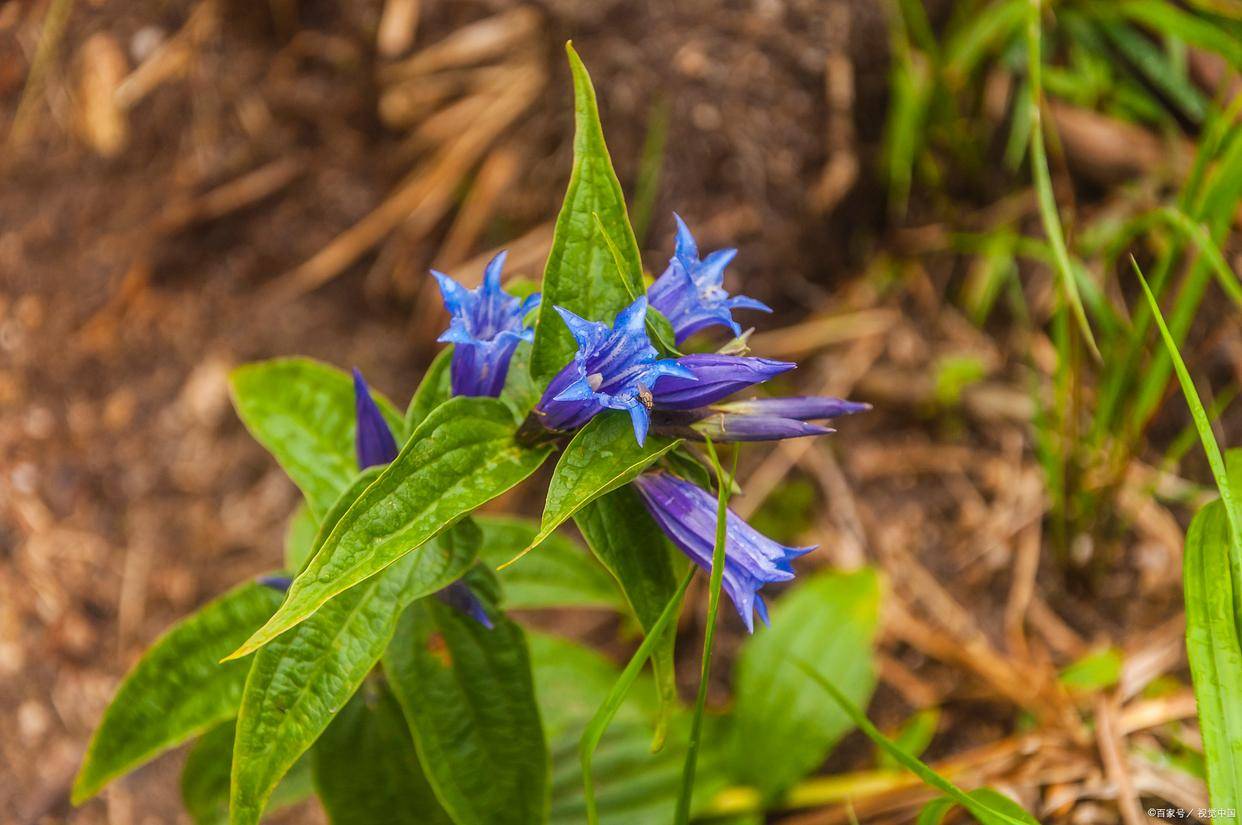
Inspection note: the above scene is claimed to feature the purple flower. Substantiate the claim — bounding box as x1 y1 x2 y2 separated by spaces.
353 369 399 469
257 575 292 591
648 392 869 442
686 413 833 442
647 214 771 344
433 252 540 398
536 297 694 446
712 397 871 420
436 581 494 629
633 472 814 632
647 353 794 410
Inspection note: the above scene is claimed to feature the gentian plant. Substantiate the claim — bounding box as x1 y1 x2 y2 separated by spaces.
72 45 1027 825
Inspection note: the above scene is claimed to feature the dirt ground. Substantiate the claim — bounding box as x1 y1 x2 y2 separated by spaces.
0 1 1217 823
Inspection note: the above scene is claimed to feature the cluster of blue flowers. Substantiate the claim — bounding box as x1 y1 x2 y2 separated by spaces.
428 215 867 631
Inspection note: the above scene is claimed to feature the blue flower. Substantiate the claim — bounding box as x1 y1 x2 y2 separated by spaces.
433 252 540 398
712 397 871 420
436 581 494 629
647 214 771 344
353 369 399 469
664 395 868 442
684 412 833 442
536 297 694 446
632 472 814 632
648 353 794 410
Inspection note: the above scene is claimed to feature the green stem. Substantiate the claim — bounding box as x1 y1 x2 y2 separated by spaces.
673 439 733 824
581 566 696 825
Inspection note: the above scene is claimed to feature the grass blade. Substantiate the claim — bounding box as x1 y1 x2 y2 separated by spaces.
1134 260 1242 565
791 659 1037 825
1026 0 1100 361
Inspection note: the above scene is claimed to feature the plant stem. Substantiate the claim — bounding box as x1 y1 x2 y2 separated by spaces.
673 438 733 824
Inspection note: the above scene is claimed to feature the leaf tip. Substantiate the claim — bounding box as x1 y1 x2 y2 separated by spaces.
69 773 95 807
496 541 539 571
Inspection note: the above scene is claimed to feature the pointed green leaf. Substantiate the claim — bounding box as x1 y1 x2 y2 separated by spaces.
574 488 685 728
508 412 680 566
71 582 282 804
592 213 680 356
229 397 553 658
182 721 312 825
733 568 881 799
1185 500 1242 812
230 358 402 519
384 569 549 825
229 520 479 825
405 347 455 434
531 43 645 384
476 516 624 611
313 682 452 825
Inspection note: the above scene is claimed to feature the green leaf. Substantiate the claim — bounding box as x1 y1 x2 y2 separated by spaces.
554 716 732 825
182 721 312 825
1116 0 1242 70
1185 500 1242 813
1137 262 1242 612
732 568 882 799
574 488 685 732
500 341 541 419
794 659 1037 825
878 708 940 771
313 682 452 825
405 347 454 434
229 397 553 659
230 358 403 519
283 503 319 572
579 567 695 825
229 520 479 825
1025 4 1100 360
1058 647 1123 693
476 516 624 611
71 582 282 804
592 213 680 356
916 789 1036 825
527 631 657 741
384 569 549 825
526 627 729 825
507 412 680 567
530 43 645 384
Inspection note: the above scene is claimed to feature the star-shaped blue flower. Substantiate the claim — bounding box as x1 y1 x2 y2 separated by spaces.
433 252 540 398
647 214 771 344
537 296 694 445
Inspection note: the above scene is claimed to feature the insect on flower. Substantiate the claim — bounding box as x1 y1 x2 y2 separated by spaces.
535 296 694 446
